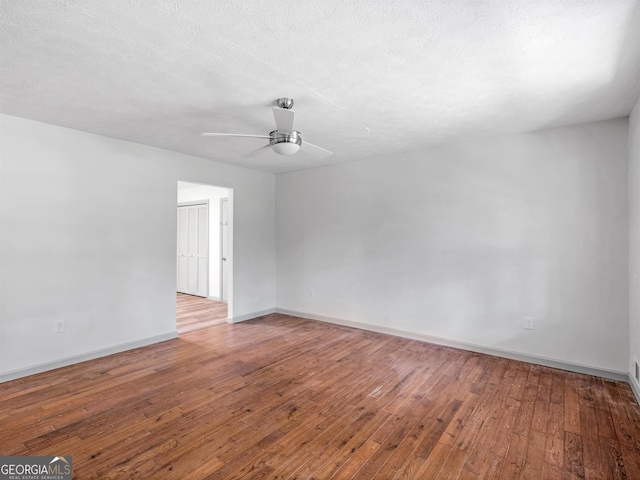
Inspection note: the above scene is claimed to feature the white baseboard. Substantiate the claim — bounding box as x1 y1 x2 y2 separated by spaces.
276 308 628 382
207 295 221 302
0 332 178 383
229 308 276 323
630 373 640 404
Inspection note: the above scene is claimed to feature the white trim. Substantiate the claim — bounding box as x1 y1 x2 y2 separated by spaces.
220 198 229 302
226 190 234 319
0 332 178 383
177 200 209 208
207 295 221 302
276 308 629 382
229 308 276 324
630 372 640 404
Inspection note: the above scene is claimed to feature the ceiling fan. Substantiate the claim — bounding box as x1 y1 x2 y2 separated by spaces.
201 98 332 158
201 98 333 158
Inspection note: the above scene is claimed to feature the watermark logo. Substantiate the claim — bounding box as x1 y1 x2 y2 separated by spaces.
0 456 72 480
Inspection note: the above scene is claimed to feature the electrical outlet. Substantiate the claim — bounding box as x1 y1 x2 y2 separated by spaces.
524 316 535 330
54 320 65 333
308 289 315 298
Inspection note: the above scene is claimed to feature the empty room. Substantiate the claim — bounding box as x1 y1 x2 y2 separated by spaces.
1 1 640 479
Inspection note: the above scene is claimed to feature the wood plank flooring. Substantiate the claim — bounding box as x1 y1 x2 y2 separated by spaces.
1 314 639 479
176 293 228 334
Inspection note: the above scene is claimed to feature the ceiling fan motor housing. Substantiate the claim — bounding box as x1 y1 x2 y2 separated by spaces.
270 130 301 155
276 97 294 109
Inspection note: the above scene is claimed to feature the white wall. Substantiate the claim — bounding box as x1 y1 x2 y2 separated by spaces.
277 119 629 373
177 183 230 300
0 114 275 379
0 113 633 381
630 98 640 390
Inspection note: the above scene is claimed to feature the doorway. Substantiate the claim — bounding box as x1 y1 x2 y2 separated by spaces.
176 181 232 333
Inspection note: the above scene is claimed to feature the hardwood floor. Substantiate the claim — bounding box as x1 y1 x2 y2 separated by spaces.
1 314 639 479
176 293 228 334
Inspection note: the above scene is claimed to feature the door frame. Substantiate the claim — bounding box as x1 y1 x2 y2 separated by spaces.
176 182 233 321
219 198 229 302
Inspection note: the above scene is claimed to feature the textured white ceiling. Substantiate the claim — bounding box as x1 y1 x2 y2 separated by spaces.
1 0 639 173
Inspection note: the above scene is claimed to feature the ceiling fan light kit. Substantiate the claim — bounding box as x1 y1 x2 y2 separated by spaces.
270 130 301 155
201 97 333 159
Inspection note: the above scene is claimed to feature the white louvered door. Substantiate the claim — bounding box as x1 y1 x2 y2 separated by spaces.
177 204 208 297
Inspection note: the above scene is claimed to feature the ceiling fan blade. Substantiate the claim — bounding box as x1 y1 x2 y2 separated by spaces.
243 144 271 158
272 107 295 133
201 132 270 138
301 141 333 158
